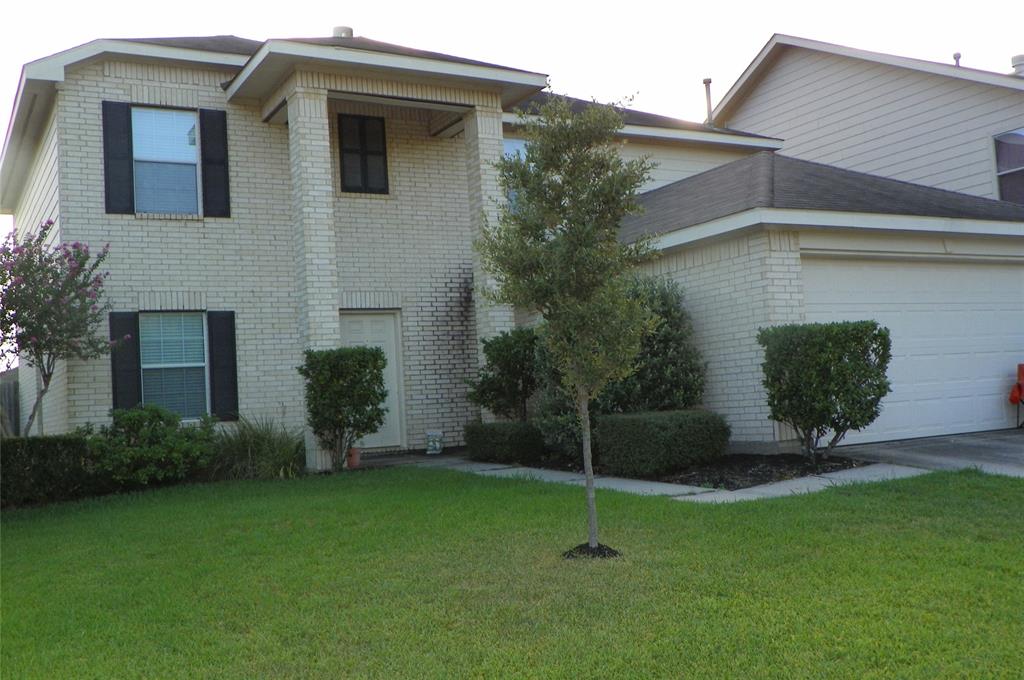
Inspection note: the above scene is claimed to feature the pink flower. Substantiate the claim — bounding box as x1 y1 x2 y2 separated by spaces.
90 304 99 312
123 334 132 341
11 276 23 285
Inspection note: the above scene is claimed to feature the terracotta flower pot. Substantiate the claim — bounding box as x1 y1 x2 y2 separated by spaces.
346 447 362 470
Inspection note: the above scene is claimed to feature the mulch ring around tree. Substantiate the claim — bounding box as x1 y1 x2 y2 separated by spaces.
658 454 870 491
563 543 622 559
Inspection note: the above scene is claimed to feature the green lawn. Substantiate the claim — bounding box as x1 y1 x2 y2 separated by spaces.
2 468 1022 679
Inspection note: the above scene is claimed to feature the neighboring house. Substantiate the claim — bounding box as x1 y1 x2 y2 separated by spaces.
1 30 1020 461
711 34 1024 203
0 30 777 467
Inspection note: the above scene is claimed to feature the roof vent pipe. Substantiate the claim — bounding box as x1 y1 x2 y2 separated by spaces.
953 52 961 67
333 26 354 38
703 78 713 125
1013 54 1024 77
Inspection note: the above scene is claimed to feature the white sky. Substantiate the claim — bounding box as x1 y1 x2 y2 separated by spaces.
1 0 1021 236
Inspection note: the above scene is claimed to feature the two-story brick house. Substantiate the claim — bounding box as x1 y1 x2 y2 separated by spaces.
2 31 1021 462
0 31 781 466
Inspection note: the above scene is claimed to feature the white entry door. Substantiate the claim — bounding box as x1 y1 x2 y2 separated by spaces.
339 312 403 449
802 258 1024 444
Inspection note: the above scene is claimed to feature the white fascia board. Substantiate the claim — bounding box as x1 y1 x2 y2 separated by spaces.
226 40 548 101
501 112 782 150
650 207 1024 251
713 33 1024 123
2 40 248 212
22 39 248 82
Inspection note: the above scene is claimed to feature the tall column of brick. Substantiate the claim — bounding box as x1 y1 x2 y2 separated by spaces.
463 106 515 389
288 85 340 470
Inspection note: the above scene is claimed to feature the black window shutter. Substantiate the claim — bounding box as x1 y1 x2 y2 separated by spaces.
102 102 134 214
199 109 230 217
109 312 141 409
207 311 239 421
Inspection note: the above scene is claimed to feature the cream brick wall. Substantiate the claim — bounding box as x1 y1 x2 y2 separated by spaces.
24 56 515 461
644 229 804 445
56 60 305 433
13 100 68 435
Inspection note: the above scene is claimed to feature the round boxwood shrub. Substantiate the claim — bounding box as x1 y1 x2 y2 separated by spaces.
596 410 730 478
757 321 892 459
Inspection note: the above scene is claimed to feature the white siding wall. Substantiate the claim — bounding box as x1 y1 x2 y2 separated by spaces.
724 47 1024 199
504 132 753 191
618 140 752 191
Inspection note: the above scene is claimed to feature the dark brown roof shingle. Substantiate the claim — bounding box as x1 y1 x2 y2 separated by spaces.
621 151 1024 242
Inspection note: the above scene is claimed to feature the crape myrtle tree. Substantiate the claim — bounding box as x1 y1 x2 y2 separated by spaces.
476 95 656 557
0 221 117 435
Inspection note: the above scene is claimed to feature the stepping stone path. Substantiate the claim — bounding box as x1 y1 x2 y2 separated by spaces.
408 456 931 503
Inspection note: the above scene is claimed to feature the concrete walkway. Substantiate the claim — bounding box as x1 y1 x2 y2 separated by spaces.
407 456 930 503
840 429 1024 479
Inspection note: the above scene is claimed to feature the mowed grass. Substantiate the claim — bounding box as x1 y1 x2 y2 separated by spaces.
2 468 1022 679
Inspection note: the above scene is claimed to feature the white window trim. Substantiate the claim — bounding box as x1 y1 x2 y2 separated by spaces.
131 106 204 216
138 312 211 421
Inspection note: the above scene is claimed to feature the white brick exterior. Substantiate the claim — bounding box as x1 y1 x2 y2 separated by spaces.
6 49 773 453
644 229 804 447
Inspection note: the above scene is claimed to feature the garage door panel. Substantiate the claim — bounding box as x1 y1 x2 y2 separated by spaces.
803 258 1023 444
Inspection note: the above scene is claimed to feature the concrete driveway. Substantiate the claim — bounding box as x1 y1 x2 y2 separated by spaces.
841 429 1024 478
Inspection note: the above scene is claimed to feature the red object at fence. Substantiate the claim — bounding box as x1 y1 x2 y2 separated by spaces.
1010 364 1024 406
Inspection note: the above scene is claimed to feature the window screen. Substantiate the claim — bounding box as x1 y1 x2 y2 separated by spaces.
339 115 388 193
132 108 200 214
139 312 208 419
995 128 1024 205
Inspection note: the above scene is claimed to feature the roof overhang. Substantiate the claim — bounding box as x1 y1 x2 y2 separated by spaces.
713 34 1024 126
650 207 1024 252
1 39 248 213
501 112 782 150
225 40 548 108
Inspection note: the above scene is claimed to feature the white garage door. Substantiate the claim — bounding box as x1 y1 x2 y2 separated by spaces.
802 258 1024 444
339 312 403 449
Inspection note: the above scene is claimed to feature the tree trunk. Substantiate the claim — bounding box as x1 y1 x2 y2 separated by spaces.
577 389 599 549
23 368 51 437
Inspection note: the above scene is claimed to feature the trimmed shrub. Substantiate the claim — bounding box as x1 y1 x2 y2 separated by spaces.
757 321 892 458
596 276 706 413
297 347 387 469
532 413 585 470
209 416 305 480
0 435 96 507
464 421 545 465
85 405 216 488
596 410 730 478
466 327 538 421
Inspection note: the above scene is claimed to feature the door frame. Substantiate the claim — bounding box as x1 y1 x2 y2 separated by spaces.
339 309 406 450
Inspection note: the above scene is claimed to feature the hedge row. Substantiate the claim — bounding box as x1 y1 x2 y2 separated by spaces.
1 435 99 507
463 409 730 477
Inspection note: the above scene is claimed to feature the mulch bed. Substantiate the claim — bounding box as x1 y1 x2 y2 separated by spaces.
563 543 622 559
657 454 869 491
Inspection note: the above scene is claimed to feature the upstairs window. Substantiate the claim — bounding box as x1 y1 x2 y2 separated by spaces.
339 114 388 194
132 108 200 214
994 128 1024 204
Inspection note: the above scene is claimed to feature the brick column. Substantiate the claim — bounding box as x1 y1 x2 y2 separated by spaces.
288 85 340 470
464 106 515 384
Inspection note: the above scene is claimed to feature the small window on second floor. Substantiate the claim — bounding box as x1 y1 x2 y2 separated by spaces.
339 114 388 194
132 108 200 214
994 128 1024 205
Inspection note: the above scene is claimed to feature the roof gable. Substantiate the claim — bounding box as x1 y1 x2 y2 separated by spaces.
714 34 1024 125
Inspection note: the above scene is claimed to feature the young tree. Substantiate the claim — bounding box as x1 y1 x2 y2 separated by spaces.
477 96 655 556
0 221 115 435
